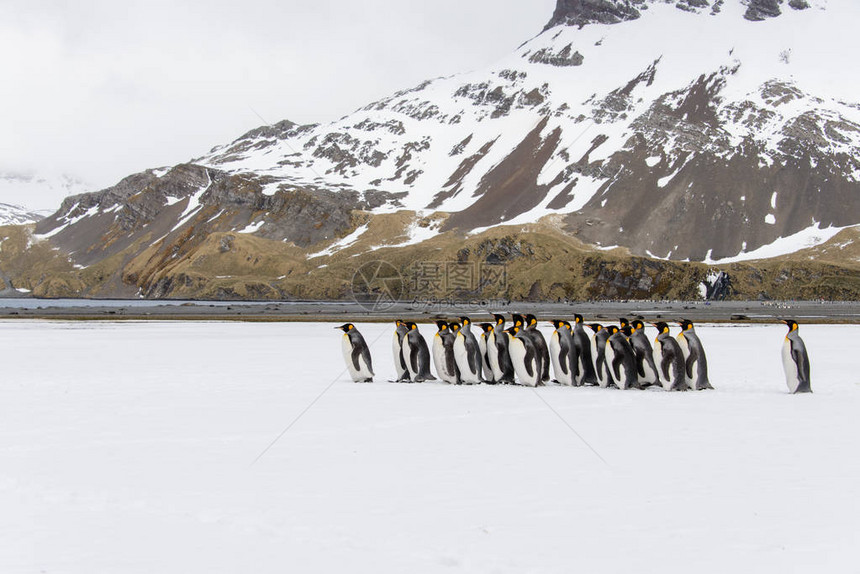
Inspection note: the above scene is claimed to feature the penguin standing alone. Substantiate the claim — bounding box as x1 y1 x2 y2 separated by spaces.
403 322 436 382
549 320 575 386
651 322 687 392
505 326 542 387
336 323 374 383
781 319 812 394
392 320 411 382
677 319 713 391
432 321 459 384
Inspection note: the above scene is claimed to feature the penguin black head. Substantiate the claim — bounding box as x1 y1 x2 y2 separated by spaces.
478 323 493 333
587 323 603 333
408 322 419 331
512 314 525 327
620 326 633 337
574 314 584 324
525 314 538 327
505 326 520 336
781 319 799 333
335 323 354 332
678 319 694 331
550 319 564 329
631 320 645 331
652 322 671 335
450 322 461 332
619 318 630 328
492 314 506 326
435 320 449 331
459 316 471 326
608 325 620 335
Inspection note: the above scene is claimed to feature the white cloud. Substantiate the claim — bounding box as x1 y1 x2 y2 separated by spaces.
0 0 554 192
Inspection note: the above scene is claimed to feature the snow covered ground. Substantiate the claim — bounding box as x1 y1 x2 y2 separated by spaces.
1 320 858 573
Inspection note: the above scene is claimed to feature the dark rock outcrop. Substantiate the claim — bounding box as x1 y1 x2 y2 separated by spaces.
545 0 643 29
743 0 782 21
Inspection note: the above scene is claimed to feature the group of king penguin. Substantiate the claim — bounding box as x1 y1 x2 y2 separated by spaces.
337 316 812 394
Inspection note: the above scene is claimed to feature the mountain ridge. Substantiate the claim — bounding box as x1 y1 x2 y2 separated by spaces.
2 0 859 300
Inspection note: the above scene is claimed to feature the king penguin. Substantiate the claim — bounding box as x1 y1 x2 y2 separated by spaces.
629 320 660 388
336 323 374 383
604 325 640 390
571 314 598 386
505 326 541 387
651 322 687 391
677 319 713 390
781 319 812 394
524 314 551 383
432 320 459 384
588 323 614 388
453 317 483 384
477 323 496 383
549 320 575 386
404 322 436 382
392 320 411 382
488 314 515 384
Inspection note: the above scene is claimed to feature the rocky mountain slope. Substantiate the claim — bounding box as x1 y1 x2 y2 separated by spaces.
2 0 859 300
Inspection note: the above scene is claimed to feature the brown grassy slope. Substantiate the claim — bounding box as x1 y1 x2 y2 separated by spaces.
1 216 859 301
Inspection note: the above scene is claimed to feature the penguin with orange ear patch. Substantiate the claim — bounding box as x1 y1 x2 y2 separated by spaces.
781 319 811 394
336 323 374 383
651 322 687 392
677 319 713 390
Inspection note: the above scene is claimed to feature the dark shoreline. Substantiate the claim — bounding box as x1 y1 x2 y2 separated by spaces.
0 299 859 323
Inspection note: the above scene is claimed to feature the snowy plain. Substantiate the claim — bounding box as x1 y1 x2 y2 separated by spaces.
1 320 858 573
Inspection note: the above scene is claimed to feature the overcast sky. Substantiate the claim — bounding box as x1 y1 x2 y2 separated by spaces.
1 0 555 188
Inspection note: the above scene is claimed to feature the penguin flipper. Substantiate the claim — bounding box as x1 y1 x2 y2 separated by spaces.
611 352 624 383
635 352 646 378
792 345 812 392
685 347 698 380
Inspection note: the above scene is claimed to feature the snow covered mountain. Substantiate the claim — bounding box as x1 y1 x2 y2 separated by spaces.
6 0 860 299
181 0 859 262
0 172 91 219
0 202 44 226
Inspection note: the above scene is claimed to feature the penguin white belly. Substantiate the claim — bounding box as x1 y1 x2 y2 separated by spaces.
639 351 658 385
393 333 407 380
454 334 480 384
478 335 492 381
653 342 669 391
342 335 372 382
508 337 538 387
604 341 619 388
653 342 674 391
549 332 572 385
402 337 419 379
592 336 608 388
782 338 802 394
487 332 503 381
677 334 694 389
433 335 455 384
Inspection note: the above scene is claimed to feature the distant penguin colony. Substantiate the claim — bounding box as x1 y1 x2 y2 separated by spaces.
336 315 814 394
